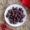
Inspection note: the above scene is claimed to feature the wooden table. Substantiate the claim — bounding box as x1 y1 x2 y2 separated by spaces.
0 0 30 30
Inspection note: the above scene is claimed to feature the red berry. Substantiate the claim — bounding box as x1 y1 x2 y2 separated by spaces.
2 28 6 30
10 28 14 30
1 24 7 29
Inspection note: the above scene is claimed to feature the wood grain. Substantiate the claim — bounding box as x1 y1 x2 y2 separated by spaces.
0 0 30 30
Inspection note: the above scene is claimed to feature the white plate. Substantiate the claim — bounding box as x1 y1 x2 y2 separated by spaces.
4 4 27 27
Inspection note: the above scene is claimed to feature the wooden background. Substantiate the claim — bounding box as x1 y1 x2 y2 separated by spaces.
0 0 30 30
